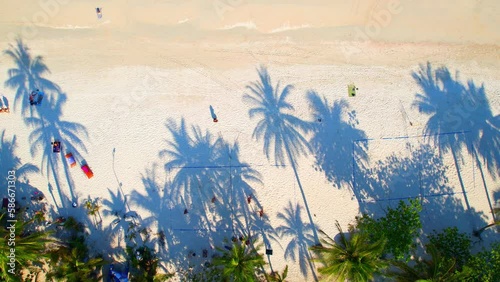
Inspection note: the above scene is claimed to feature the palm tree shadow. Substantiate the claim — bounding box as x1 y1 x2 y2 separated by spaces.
0 130 40 204
3 38 60 116
243 66 319 243
356 143 489 243
412 62 500 224
24 92 88 211
276 201 318 280
307 91 369 200
153 118 275 271
3 39 88 212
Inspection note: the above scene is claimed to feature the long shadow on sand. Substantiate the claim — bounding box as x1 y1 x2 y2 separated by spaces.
276 201 318 280
3 39 61 117
355 143 488 240
307 91 369 199
243 66 319 248
3 39 88 213
0 130 40 209
412 62 500 229
24 91 88 212
128 117 274 275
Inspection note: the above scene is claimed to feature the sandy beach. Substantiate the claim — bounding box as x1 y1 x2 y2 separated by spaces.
0 0 499 281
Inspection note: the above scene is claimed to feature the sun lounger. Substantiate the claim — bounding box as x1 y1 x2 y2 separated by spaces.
81 164 94 178
65 153 76 167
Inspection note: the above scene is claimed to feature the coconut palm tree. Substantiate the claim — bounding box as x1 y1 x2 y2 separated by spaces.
473 207 500 237
47 238 105 282
3 38 60 115
211 237 266 282
309 221 387 282
243 66 318 242
126 245 173 282
47 221 105 282
389 244 471 282
0 212 57 281
84 198 102 226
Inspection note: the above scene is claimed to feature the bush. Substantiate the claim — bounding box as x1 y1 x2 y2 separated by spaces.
356 199 422 261
462 242 500 282
428 227 471 268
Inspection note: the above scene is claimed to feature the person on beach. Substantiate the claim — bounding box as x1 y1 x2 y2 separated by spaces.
0 95 6 113
29 91 37 105
96 7 102 19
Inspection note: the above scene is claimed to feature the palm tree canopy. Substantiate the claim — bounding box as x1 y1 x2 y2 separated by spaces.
389 244 471 282
212 238 266 282
310 221 387 282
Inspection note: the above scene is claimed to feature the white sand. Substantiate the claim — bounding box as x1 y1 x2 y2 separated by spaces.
1 0 499 281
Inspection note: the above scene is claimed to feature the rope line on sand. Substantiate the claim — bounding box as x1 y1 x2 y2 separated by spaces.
358 191 466 203
166 164 286 169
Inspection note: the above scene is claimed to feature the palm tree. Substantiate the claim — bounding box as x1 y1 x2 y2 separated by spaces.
211 237 266 282
243 66 318 242
267 265 288 282
309 221 387 282
47 224 105 281
0 212 57 281
473 207 500 237
276 202 318 280
389 244 471 282
3 38 60 115
47 242 106 282
127 245 173 282
84 198 102 226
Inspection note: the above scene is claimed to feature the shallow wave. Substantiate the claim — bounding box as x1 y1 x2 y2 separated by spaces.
34 20 111 30
220 21 258 30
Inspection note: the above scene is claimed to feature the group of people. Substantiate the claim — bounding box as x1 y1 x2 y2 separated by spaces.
0 95 9 113
29 89 44 106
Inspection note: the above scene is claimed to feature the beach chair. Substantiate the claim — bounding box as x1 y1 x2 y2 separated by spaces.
81 164 94 179
52 141 61 153
65 153 76 167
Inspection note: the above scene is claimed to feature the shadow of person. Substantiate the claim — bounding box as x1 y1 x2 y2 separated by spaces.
210 105 218 122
